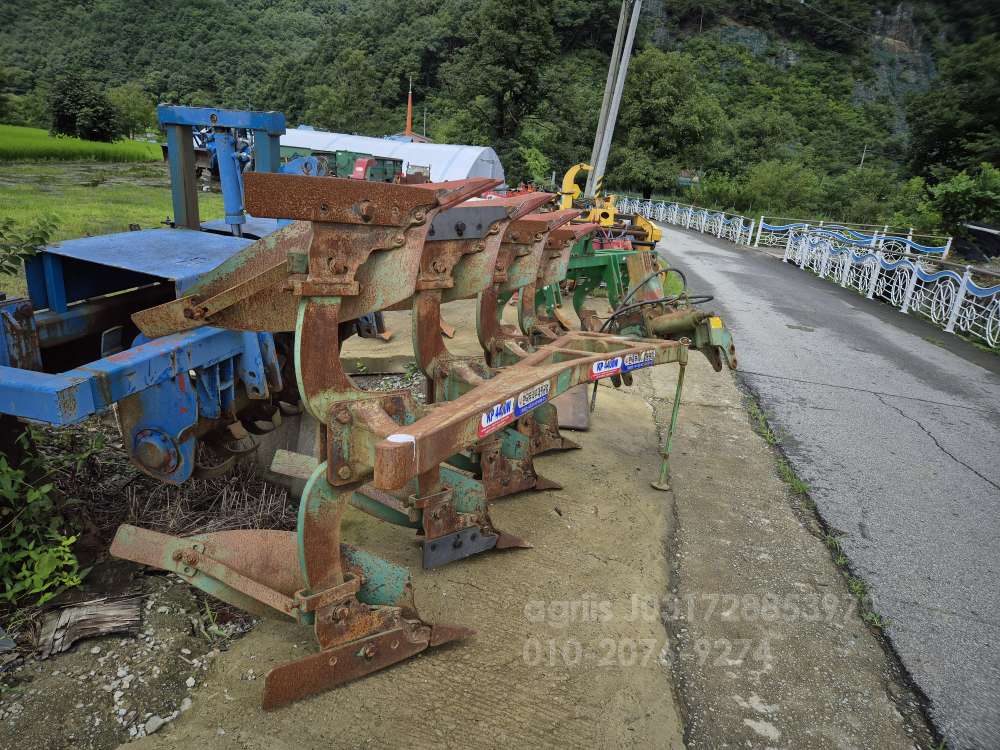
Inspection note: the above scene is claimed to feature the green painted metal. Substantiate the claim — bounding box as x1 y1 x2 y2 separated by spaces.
299 462 413 607
653 360 686 491
350 489 418 527
440 464 488 515
341 544 413 607
537 236 639 320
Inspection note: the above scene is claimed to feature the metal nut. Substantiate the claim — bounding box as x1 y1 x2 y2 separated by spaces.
337 465 352 480
335 409 352 425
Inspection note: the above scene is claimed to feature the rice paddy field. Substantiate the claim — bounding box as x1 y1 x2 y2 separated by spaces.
0 160 223 296
0 124 161 162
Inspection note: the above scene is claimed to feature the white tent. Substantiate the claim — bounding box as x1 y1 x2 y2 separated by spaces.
280 128 505 184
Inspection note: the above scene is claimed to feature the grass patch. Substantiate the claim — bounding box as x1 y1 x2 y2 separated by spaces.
0 161 223 297
847 575 867 599
777 458 810 494
863 611 887 629
746 395 778 445
0 125 160 163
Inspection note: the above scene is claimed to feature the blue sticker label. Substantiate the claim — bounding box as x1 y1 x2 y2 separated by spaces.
515 382 551 416
622 349 656 372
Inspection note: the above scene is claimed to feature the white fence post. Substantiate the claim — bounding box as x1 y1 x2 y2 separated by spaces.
866 252 882 299
798 227 811 269
754 216 764 247
840 250 851 287
782 229 794 262
899 263 920 314
717 215 724 238
944 267 972 334
745 219 755 246
942 237 953 260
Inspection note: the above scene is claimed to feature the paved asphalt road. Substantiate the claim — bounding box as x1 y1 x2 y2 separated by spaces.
659 226 1000 749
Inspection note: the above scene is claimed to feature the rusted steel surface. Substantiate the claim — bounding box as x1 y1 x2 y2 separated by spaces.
244 173 499 224
111 525 302 618
475 285 530 365
262 619 426 710
435 193 554 301
373 334 687 489
540 222 600 287
1 298 43 371
115 170 711 708
498 210 579 296
517 405 580 455
134 175 501 337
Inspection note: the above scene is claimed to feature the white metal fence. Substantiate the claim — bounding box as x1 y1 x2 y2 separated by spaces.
615 197 756 245
752 218 952 259
615 197 999 349
782 229 1000 348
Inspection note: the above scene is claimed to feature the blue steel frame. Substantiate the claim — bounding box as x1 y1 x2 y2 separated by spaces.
1 106 290 483
0 327 273 425
157 105 286 236
0 326 280 484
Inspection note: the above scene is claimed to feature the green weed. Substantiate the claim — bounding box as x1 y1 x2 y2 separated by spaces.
847 575 867 599
0 427 104 607
777 459 809 494
863 611 888 629
746 397 778 445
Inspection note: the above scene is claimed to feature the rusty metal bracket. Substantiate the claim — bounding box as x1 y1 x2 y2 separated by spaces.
292 574 362 616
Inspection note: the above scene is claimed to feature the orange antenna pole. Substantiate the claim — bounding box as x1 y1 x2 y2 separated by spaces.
405 75 414 136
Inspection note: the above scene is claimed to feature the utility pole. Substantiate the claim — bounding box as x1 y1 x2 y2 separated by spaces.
405 75 414 137
859 143 867 170
585 0 631 197
590 0 642 199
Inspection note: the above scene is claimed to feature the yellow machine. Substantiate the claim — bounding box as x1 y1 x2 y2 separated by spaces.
560 162 661 243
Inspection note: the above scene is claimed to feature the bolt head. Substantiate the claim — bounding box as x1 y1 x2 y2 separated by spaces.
335 409 351 424
337 465 352 480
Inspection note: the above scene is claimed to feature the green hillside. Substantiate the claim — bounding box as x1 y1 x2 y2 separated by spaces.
1 0 997 232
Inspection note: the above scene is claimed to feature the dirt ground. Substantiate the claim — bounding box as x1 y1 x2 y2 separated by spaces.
1 296 936 749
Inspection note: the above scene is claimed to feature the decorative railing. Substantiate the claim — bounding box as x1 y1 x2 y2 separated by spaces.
753 217 952 258
616 197 756 246
613 195 995 349
785 229 1000 349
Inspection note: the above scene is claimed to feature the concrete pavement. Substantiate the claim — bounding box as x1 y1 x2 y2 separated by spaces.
659 225 1000 749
